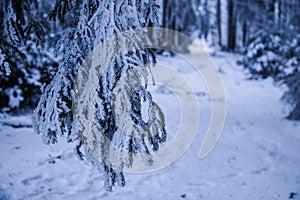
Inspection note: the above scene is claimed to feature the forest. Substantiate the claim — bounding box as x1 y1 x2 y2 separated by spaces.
1 0 300 119
0 0 300 199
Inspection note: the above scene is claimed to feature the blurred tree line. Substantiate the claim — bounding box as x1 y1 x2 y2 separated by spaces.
0 0 300 119
190 0 300 119
0 0 60 113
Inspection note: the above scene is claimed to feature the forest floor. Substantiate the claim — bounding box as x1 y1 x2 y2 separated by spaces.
1 50 300 200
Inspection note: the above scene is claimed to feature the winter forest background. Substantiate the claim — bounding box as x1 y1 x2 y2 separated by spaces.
1 0 300 199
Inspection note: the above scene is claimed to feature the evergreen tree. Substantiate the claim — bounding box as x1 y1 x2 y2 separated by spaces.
32 0 166 191
0 0 58 113
238 0 300 120
160 0 199 52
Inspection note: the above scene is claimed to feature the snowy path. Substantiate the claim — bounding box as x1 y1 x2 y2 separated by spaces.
1 52 300 200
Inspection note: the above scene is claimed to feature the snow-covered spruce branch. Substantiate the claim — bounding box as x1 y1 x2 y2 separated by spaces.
33 0 165 191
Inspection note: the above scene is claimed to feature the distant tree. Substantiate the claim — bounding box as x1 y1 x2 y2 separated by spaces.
0 0 58 113
160 0 199 52
216 0 222 47
227 0 236 50
239 0 300 120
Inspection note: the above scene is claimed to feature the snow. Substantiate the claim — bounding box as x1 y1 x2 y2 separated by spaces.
5 86 24 109
1 51 300 199
0 49 11 76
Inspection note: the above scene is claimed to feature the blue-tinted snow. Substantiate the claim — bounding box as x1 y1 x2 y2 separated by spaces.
0 51 300 199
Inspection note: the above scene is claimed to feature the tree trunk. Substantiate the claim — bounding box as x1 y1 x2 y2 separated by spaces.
203 0 209 39
242 21 247 47
227 0 236 50
216 0 222 47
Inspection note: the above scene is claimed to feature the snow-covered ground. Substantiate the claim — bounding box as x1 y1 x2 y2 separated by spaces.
1 51 300 200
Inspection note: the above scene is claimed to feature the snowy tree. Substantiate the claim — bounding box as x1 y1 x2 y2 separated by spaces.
240 25 300 120
0 0 59 112
239 31 286 80
33 0 166 191
160 0 199 52
281 35 300 120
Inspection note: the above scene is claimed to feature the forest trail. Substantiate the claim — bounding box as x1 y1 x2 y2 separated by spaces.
1 51 300 200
